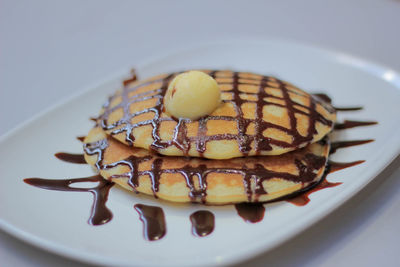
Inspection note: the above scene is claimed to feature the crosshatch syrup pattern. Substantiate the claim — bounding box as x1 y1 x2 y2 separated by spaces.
99 70 335 157
84 134 328 203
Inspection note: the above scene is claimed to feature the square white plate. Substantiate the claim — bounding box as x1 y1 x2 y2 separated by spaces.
1 38 400 266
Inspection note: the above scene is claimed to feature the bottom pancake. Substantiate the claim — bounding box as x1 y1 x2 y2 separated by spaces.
83 127 330 204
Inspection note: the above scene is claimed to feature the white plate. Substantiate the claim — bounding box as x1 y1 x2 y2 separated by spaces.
1 39 400 266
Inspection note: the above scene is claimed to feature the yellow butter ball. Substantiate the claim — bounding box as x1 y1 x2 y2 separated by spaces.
164 71 221 120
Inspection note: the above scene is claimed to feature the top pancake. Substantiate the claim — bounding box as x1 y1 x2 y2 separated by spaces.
99 70 336 159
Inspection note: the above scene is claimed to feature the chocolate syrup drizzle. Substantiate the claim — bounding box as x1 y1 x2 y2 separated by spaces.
190 210 215 237
77 136 86 142
55 152 86 164
234 203 265 223
285 157 366 206
123 69 138 87
330 140 374 154
334 107 363 111
24 175 114 225
335 120 377 130
313 93 367 113
328 160 365 173
286 176 341 206
134 204 166 241
99 71 335 157
286 134 369 206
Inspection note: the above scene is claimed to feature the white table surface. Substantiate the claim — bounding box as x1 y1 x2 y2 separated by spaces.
1 0 400 266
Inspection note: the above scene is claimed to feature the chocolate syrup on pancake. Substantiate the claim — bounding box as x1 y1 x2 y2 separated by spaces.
24 175 114 225
134 204 166 241
55 152 86 164
190 210 215 237
100 71 335 157
234 203 265 223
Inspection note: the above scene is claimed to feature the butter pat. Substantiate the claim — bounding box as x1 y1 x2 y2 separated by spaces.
164 71 221 120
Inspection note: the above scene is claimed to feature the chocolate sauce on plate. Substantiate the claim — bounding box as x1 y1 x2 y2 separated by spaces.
328 160 365 173
134 204 166 241
190 210 215 237
286 158 365 206
24 175 114 225
312 93 362 111
234 203 265 223
54 152 86 164
334 106 363 111
330 139 374 154
123 69 138 87
287 179 342 206
335 120 377 130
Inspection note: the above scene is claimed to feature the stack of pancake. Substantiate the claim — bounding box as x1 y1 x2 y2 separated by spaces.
83 70 336 204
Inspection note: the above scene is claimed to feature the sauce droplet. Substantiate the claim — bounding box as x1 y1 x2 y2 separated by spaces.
190 210 215 237
234 203 265 223
134 204 166 241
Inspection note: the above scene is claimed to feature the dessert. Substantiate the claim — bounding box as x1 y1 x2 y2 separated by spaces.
84 70 336 204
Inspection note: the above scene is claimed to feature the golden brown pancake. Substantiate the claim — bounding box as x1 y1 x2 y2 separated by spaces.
83 126 330 204
98 70 336 159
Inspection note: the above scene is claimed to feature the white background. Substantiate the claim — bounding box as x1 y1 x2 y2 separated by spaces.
1 0 400 266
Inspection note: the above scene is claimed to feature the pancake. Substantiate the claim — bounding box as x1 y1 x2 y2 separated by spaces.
98 70 336 159
83 126 330 204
